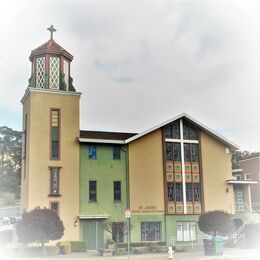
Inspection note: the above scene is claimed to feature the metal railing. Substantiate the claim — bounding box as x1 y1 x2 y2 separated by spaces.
252 202 260 213
232 203 258 245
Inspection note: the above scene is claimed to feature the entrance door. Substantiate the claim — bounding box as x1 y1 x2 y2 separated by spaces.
81 220 104 250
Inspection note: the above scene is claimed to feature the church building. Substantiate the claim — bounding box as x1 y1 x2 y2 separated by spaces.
21 27 246 249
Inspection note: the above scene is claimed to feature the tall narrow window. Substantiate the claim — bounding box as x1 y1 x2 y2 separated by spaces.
23 114 27 178
112 222 125 243
36 57 45 88
174 143 181 162
176 183 183 201
113 146 121 160
49 167 60 196
50 201 59 215
89 181 97 202
49 57 60 89
167 183 174 201
88 145 96 159
184 143 191 162
51 109 60 159
63 60 69 90
166 143 173 161
114 181 121 201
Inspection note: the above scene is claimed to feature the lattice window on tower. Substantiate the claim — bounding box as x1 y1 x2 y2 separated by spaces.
36 57 45 88
63 60 69 90
50 57 60 89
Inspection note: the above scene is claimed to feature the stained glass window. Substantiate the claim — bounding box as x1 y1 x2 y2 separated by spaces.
172 121 180 139
166 143 173 161
191 144 199 162
51 110 59 159
184 143 191 162
88 145 96 159
49 57 60 89
176 183 183 201
190 126 198 140
174 143 181 162
141 222 161 241
186 183 193 202
36 57 45 88
50 167 60 195
193 184 201 202
183 122 190 139
164 125 172 138
167 183 174 201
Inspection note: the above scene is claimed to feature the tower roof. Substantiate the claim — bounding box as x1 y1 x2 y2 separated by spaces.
29 38 73 61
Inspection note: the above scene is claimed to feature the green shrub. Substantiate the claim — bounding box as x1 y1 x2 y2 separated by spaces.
57 241 71 254
23 245 59 256
117 241 166 248
70 241 87 252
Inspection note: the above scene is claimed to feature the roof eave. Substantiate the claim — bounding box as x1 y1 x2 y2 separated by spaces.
78 137 125 144
125 113 239 150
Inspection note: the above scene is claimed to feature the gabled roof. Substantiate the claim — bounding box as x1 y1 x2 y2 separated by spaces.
124 113 239 150
29 39 73 61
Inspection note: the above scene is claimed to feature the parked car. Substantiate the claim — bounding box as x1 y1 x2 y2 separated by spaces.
0 217 11 225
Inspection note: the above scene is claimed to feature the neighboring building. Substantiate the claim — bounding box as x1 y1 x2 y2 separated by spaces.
22 27 252 249
231 153 260 213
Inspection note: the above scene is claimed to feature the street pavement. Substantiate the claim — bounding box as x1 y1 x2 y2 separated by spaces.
1 248 260 260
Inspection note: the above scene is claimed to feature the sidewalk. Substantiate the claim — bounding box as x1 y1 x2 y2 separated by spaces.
1 248 259 260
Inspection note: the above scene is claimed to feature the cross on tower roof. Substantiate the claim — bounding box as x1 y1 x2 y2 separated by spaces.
47 25 57 40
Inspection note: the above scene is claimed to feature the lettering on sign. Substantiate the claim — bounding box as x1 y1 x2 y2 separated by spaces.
131 205 164 214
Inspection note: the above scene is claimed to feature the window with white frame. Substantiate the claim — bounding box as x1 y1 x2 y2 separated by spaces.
176 221 197 241
36 57 45 88
49 57 60 89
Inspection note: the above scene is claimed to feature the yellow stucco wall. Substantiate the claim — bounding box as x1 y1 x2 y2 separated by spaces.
129 129 165 215
200 132 234 213
21 89 80 240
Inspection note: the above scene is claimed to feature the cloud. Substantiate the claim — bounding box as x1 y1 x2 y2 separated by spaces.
115 76 133 84
0 0 260 150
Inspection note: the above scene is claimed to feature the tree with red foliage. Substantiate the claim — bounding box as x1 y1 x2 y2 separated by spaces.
198 210 234 237
16 207 64 255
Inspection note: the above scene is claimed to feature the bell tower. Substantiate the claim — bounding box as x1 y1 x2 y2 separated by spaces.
21 26 81 240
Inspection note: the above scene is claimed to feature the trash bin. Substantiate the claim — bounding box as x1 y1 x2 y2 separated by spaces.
214 237 223 255
203 239 215 255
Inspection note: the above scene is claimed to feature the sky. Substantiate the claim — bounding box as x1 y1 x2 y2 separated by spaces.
0 0 260 151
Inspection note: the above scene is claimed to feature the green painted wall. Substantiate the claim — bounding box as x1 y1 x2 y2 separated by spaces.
130 214 165 243
80 144 127 221
129 214 203 246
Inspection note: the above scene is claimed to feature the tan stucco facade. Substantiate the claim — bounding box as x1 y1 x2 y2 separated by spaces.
129 129 165 215
200 131 234 213
21 89 80 240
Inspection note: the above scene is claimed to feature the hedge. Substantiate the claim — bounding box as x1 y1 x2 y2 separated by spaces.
56 241 71 254
23 246 59 256
3 245 59 257
70 241 87 252
117 241 166 248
